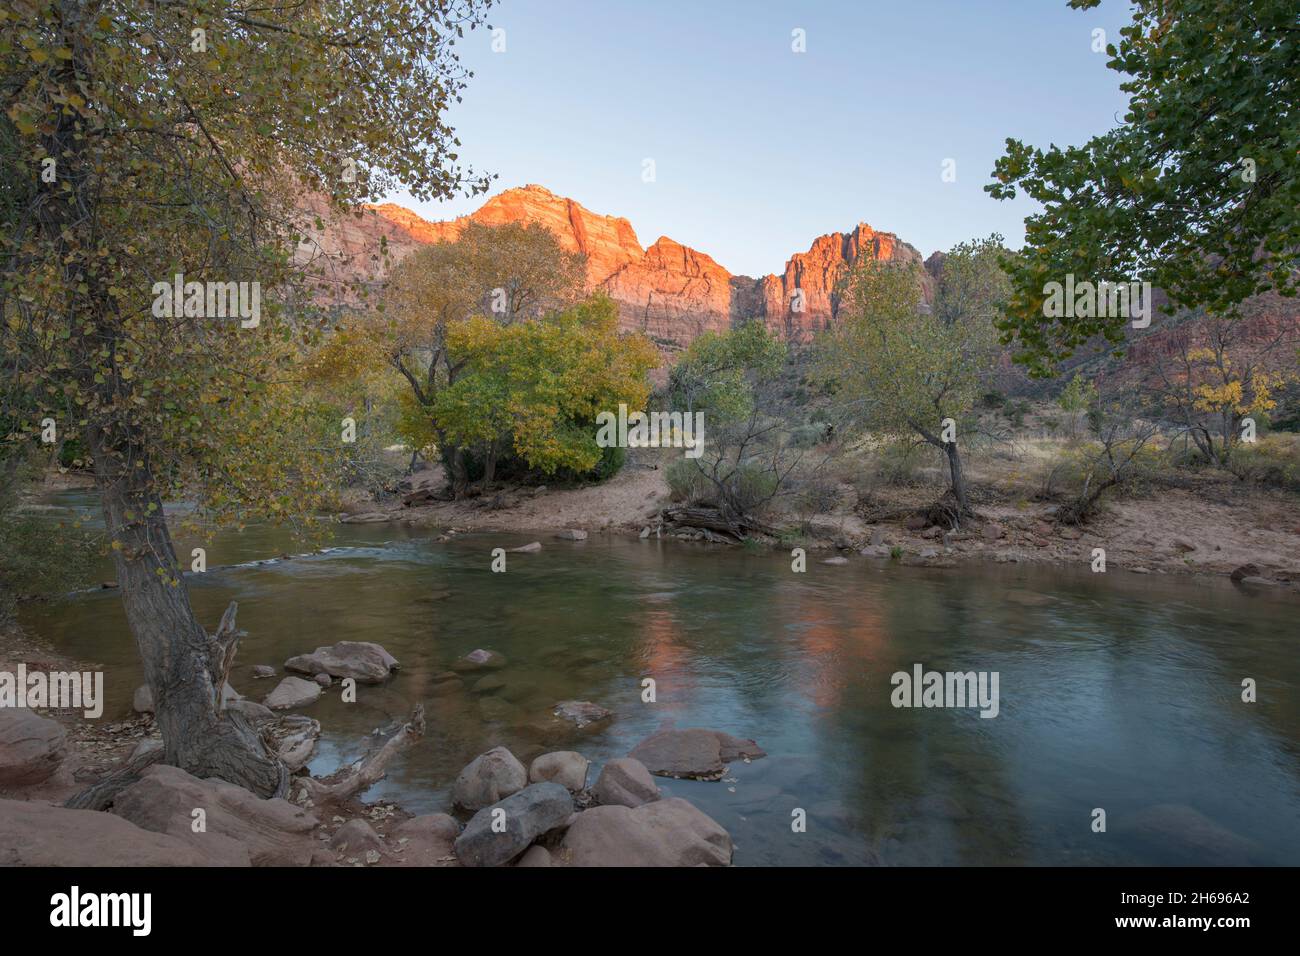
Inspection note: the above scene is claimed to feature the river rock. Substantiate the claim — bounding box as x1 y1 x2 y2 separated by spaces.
313 673 331 687
330 819 383 856
263 676 322 710
559 798 732 866
1118 804 1259 865
284 641 399 684
226 698 275 725
340 512 392 524
263 714 320 772
1239 575 1283 587
516 845 552 867
453 782 574 867
472 673 508 694
553 700 612 728
112 764 318 866
0 797 238 866
0 709 67 786
1230 563 1261 582
452 746 528 810
528 751 590 791
822 555 849 565
251 665 277 679
509 541 542 553
628 727 765 780
593 757 660 808
451 649 508 672
554 529 587 541
478 697 517 722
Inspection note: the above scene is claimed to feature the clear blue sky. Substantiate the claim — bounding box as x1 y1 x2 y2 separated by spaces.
387 0 1135 277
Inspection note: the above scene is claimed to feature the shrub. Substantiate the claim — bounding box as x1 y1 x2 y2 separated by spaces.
790 423 827 449
1231 434 1300 491
666 458 779 513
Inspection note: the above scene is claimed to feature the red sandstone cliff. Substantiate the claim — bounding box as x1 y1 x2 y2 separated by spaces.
313 184 925 347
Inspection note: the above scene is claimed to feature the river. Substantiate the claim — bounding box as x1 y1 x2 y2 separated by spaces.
18 490 1300 865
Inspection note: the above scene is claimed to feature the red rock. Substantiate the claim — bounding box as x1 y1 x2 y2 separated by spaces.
306 184 927 350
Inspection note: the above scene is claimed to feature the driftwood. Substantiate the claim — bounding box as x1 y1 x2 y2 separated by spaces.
663 506 779 540
293 703 426 804
208 601 241 714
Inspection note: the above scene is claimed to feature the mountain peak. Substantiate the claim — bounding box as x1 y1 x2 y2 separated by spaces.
354 185 923 346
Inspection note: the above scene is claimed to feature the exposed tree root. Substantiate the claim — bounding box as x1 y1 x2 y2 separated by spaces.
292 703 425 805
64 746 164 811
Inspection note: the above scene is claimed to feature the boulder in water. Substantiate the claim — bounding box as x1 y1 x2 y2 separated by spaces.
628 727 765 780
263 676 322 710
284 641 398 684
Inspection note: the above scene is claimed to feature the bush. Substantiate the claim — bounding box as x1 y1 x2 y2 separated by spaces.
790 423 827 449
1231 434 1300 491
666 458 711 503
665 458 778 513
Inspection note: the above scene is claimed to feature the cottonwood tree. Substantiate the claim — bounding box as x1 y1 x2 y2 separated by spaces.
435 295 657 483
1 0 493 795
376 220 585 495
821 238 1009 519
988 0 1298 374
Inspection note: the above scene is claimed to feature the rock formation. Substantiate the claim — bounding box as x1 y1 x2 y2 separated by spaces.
308 183 925 349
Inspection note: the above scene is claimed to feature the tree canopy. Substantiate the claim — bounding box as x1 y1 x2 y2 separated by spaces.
988 0 1298 374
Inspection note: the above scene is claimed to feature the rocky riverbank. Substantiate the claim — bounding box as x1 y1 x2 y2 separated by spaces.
0 628 759 867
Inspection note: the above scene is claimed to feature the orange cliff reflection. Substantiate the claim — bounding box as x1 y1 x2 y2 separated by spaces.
632 596 698 707
770 576 891 709
629 575 892 713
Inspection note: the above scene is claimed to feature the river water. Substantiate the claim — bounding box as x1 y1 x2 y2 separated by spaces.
19 490 1300 865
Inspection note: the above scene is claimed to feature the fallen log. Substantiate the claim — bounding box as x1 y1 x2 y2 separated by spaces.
663 506 780 540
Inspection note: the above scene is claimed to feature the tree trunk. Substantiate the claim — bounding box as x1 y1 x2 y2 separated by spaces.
448 447 469 499
944 440 970 514
483 440 497 486
87 421 287 798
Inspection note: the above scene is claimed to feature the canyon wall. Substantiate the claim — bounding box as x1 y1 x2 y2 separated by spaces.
311 184 928 348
